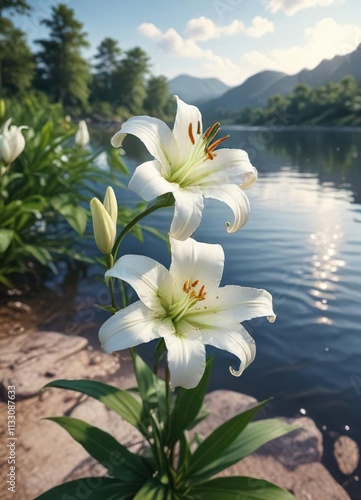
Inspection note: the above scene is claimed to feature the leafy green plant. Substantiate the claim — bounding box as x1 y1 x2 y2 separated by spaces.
37 354 296 499
0 98 141 287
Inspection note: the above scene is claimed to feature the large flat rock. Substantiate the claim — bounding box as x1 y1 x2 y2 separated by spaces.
0 331 353 499
0 330 119 398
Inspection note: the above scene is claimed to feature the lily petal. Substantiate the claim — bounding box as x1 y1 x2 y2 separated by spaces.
105 255 172 313
129 160 178 201
111 116 178 175
170 188 204 241
169 236 224 295
202 285 276 323
202 325 256 377
202 183 250 233
172 95 203 165
191 148 255 186
162 320 206 389
99 301 161 353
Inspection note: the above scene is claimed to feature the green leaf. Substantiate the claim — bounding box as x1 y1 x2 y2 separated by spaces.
177 432 192 473
187 419 298 482
51 196 88 235
34 477 133 500
21 244 52 265
48 416 153 483
45 379 143 430
187 400 268 480
131 350 167 422
0 229 14 253
107 148 129 175
38 120 54 150
165 357 213 446
191 477 296 499
133 478 168 500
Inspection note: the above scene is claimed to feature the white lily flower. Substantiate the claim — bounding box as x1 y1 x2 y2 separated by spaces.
99 237 275 389
0 118 27 165
75 120 90 147
111 96 257 241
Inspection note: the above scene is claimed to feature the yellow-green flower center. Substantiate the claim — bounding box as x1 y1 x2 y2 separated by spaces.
167 279 207 324
167 122 230 187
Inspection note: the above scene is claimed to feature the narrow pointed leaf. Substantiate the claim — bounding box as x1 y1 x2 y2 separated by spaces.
133 478 168 500
131 350 167 422
34 477 134 500
187 419 298 482
48 416 153 482
45 379 143 430
187 400 268 477
191 476 296 499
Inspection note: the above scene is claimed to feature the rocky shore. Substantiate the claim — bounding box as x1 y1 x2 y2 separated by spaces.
0 330 358 499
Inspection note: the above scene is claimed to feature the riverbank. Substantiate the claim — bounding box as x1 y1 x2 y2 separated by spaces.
0 321 357 499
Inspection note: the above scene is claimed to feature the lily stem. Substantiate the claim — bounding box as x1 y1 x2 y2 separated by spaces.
112 193 174 260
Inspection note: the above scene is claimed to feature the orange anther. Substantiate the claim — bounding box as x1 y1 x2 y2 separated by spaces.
188 123 195 145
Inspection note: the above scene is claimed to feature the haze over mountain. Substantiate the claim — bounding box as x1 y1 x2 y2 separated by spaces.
199 45 361 118
168 75 230 104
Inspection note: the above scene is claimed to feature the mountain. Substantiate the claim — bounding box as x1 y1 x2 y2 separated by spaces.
200 45 361 117
168 74 230 104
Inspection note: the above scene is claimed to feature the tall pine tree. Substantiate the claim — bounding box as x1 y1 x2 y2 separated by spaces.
0 0 34 97
35 3 90 107
92 37 122 102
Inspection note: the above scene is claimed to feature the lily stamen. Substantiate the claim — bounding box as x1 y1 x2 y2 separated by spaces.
188 123 195 145
204 122 220 140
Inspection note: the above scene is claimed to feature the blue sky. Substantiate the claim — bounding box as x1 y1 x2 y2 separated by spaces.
15 0 361 86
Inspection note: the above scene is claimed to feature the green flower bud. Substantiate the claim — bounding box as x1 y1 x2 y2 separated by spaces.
90 197 116 254
103 186 118 226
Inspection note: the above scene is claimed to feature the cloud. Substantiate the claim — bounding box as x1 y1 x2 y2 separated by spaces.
240 17 361 76
138 21 243 85
244 16 274 37
184 17 244 41
138 23 162 40
264 0 345 16
138 16 360 87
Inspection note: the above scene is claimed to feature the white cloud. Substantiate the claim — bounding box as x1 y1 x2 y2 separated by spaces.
138 17 360 87
138 21 243 85
138 23 162 40
240 17 361 76
244 16 274 37
264 0 345 16
184 17 244 41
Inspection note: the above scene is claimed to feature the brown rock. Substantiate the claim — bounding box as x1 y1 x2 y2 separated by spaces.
334 435 360 475
0 336 353 500
0 331 120 398
195 390 350 500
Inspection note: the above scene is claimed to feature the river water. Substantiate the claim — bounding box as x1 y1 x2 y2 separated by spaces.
46 125 361 495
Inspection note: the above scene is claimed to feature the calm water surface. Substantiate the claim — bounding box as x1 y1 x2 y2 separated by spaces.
50 127 361 494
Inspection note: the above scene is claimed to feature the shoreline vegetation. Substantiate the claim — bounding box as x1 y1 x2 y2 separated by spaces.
1 3 360 128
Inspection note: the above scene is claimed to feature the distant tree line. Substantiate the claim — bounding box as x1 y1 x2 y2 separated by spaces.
236 77 361 126
0 1 172 119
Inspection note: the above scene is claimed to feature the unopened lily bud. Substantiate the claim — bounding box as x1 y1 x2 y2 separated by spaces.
0 118 27 165
90 188 118 254
0 100 6 120
103 186 118 226
75 120 89 147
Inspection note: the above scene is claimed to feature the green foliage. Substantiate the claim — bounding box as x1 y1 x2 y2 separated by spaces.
144 76 171 119
0 18 34 96
0 2 171 119
0 98 141 287
39 351 297 499
0 0 30 15
236 75 361 126
34 477 134 500
35 3 90 107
